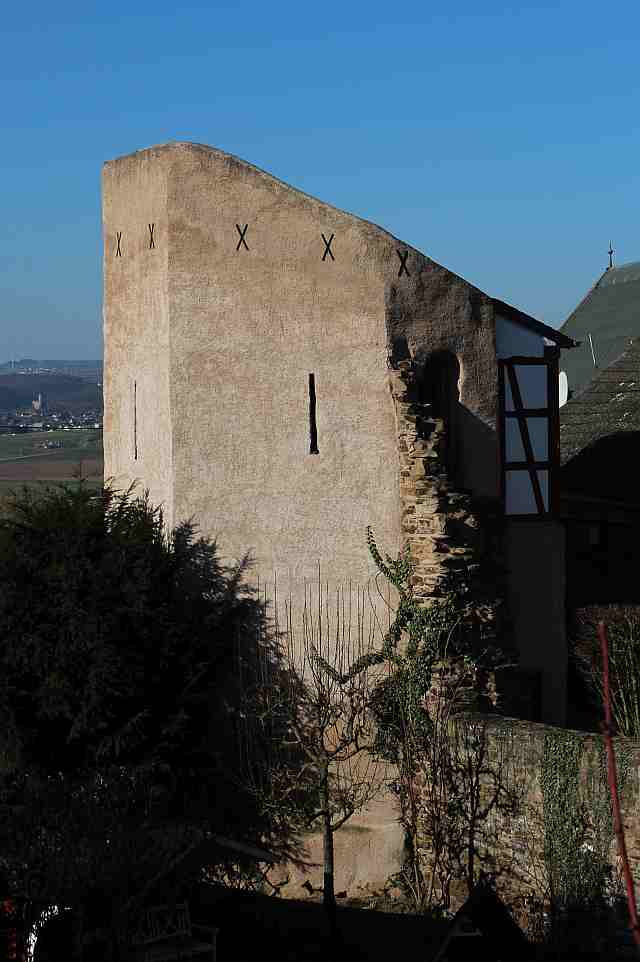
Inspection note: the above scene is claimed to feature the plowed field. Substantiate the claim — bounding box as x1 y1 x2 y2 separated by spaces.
0 457 102 480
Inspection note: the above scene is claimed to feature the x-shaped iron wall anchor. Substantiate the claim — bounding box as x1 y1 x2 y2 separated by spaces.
148 223 155 250
116 232 122 257
396 249 410 277
321 232 335 261
236 224 249 251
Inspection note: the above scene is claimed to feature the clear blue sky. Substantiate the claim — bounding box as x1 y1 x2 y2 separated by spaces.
2 0 639 361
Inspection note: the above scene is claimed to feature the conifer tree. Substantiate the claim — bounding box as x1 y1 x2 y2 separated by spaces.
0 481 293 959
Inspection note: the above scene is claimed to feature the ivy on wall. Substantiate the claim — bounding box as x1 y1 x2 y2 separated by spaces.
537 730 634 953
366 526 639 952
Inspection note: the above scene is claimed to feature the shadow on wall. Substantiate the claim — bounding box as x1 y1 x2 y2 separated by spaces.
417 351 460 482
413 346 499 500
391 335 499 500
453 404 498 499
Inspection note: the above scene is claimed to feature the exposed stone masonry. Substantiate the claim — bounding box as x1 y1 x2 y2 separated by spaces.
414 713 640 956
388 357 511 656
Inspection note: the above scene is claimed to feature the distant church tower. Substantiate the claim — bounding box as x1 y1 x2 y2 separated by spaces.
32 392 46 415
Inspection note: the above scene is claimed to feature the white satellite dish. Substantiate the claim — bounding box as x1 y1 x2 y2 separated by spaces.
559 371 568 407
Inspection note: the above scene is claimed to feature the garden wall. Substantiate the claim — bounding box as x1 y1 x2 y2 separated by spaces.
416 711 640 927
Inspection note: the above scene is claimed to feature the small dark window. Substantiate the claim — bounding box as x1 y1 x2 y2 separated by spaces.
309 374 319 455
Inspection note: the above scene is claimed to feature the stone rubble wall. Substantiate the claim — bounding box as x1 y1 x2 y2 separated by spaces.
388 356 548 721
386 355 640 952
415 711 640 951
388 358 512 654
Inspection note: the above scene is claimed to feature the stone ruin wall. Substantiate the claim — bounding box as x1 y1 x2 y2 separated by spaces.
384 356 632 940
388 358 512 652
388 354 549 720
412 712 640 952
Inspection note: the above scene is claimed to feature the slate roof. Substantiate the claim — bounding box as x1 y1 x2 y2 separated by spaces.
559 260 640 400
559 336 640 465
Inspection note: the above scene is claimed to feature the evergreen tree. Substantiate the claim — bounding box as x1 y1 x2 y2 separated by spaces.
0 481 294 958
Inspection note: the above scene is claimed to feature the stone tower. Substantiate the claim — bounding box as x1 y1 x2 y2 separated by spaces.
103 142 578 896
103 141 574 729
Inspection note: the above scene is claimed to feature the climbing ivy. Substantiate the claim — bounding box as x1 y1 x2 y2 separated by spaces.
366 525 638 939
540 728 634 949
366 527 519 911
366 526 516 759
541 731 589 907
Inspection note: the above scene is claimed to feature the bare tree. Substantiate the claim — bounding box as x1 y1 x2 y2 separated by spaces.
247 577 385 932
413 665 520 911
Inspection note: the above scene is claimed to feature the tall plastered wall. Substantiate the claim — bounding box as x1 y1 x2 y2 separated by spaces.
103 142 500 637
166 144 400 621
102 141 571 889
102 143 573 727
102 147 173 526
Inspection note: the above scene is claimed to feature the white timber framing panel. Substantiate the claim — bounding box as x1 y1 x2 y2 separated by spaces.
495 314 560 517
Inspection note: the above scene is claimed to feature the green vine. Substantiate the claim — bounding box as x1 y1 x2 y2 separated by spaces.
541 731 588 907
366 527 519 911
540 729 634 948
366 526 639 938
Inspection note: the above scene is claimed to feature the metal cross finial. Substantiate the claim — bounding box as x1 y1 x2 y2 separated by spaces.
608 241 614 270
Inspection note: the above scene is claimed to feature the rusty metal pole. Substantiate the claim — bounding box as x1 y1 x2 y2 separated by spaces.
598 620 640 955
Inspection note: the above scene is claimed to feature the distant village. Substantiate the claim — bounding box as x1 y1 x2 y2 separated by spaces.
0 406 102 436
0 359 103 435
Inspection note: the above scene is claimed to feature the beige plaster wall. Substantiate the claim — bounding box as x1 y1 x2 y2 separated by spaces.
102 148 173 526
165 144 399 623
270 777 405 898
157 140 411 883
159 143 501 629
102 139 511 709
101 140 562 895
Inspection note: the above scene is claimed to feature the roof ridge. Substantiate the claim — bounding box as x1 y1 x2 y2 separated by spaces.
559 269 608 333
609 259 640 271
105 142 560 335
105 141 466 283
560 259 640 335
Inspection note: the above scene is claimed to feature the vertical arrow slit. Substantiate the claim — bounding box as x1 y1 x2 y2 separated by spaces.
309 374 319 455
134 380 138 461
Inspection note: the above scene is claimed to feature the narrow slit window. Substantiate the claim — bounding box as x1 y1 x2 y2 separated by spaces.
133 380 138 461
308 373 319 454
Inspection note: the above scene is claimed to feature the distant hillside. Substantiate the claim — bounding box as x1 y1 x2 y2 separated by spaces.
0 359 102 370
0 360 102 383
0 374 102 414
